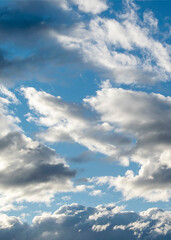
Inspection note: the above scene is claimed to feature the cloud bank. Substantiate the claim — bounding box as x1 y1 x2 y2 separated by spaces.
0 204 170 240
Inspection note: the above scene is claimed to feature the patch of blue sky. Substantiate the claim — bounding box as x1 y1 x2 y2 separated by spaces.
125 198 171 213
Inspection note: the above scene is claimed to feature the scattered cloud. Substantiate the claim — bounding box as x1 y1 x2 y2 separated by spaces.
52 2 171 84
85 81 171 201
0 0 170 86
22 87 133 158
21 82 171 201
0 87 86 209
0 1 170 238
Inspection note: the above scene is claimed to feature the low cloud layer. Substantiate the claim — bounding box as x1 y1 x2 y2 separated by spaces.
0 204 170 240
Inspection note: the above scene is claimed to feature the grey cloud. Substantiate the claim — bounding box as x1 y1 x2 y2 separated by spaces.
70 151 95 163
0 161 76 187
0 0 82 85
0 89 79 206
0 130 77 203
0 204 170 240
0 0 75 37
134 166 171 189
85 83 171 201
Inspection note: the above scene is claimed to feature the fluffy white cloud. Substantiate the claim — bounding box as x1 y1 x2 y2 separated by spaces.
0 204 170 240
71 0 108 14
22 87 133 159
85 81 171 201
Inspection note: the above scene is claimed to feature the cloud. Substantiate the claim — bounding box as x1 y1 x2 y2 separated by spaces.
52 1 171 84
21 82 171 201
89 190 102 196
0 0 170 86
85 81 171 201
61 196 71 201
0 204 170 240
0 0 81 85
0 86 87 209
0 85 19 103
71 0 108 14
92 223 110 232
70 151 95 163
22 86 134 159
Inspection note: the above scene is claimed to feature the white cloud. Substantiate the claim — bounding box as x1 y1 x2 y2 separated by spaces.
51 2 171 84
0 85 19 104
22 87 133 158
0 214 22 229
92 223 110 232
71 0 108 14
89 190 102 196
85 81 171 201
21 81 171 202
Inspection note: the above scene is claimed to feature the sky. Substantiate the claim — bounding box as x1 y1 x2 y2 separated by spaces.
0 0 171 239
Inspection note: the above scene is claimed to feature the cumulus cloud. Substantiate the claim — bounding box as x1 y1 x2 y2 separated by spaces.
85 81 171 201
0 204 170 240
22 87 134 159
21 82 171 201
0 86 86 209
71 0 108 14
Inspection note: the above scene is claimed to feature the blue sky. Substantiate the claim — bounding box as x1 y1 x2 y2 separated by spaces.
0 0 171 239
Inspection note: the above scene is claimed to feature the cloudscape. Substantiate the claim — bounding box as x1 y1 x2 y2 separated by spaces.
0 0 170 239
